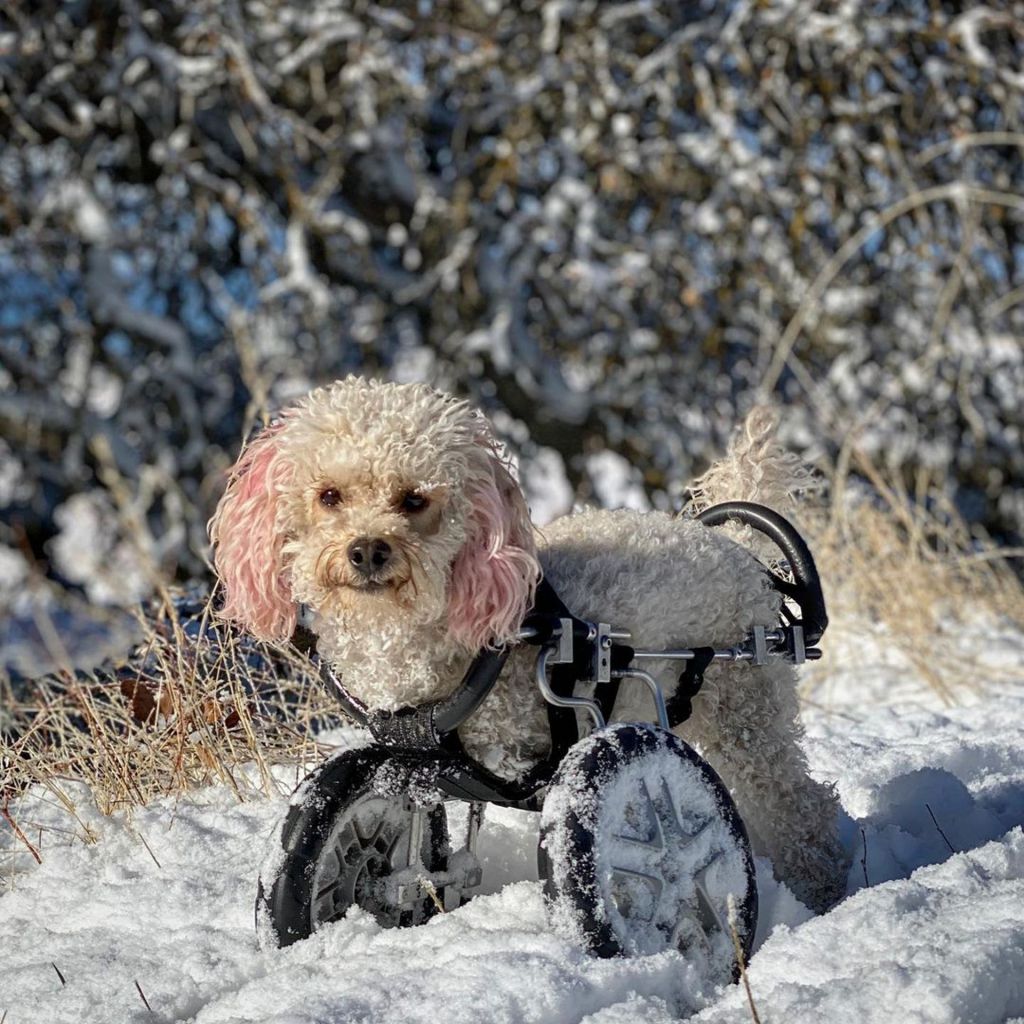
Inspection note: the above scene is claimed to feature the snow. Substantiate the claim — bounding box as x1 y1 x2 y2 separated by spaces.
696 828 1024 1024
47 492 152 606
3 623 1024 1023
521 447 574 526
585 451 652 513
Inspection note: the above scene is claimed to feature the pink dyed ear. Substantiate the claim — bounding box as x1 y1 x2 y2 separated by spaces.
448 443 540 651
208 421 296 642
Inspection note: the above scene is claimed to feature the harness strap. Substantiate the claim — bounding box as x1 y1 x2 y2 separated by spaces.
665 646 715 726
524 579 631 763
296 578 628 768
291 622 318 657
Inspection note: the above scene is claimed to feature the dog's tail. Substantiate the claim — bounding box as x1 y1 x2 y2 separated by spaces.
684 408 823 549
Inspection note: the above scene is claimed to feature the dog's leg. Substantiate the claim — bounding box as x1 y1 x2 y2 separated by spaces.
680 661 849 913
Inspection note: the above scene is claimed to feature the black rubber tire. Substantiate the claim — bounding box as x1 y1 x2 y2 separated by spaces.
538 724 757 984
257 746 449 948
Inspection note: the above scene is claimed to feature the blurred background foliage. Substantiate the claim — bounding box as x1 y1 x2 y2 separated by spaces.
1 0 1023 628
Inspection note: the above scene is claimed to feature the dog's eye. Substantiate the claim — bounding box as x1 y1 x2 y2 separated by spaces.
318 488 342 508
398 492 429 513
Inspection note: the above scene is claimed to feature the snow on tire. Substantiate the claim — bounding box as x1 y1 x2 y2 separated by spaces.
256 746 449 948
538 723 757 987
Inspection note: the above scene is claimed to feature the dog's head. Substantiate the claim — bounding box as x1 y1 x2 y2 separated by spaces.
209 378 539 652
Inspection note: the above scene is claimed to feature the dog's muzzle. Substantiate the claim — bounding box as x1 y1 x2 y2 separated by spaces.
347 536 394 581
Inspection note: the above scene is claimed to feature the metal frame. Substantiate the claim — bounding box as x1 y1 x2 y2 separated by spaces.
531 617 820 734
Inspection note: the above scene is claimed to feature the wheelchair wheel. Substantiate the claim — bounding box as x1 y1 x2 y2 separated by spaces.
257 746 449 947
538 723 757 987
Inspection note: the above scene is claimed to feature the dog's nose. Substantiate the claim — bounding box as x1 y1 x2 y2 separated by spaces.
347 537 393 575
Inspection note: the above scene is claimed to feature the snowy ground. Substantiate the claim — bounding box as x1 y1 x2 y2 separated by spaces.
2 623 1024 1024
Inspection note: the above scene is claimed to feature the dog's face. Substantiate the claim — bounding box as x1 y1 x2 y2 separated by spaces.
277 402 472 632
209 378 539 652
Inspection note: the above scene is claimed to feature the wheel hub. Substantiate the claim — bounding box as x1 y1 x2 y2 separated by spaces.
603 772 732 956
312 796 419 927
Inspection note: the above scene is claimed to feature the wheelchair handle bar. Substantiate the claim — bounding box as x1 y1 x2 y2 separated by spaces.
695 501 828 646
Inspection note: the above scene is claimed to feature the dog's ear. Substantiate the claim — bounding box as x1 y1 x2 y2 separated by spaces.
447 441 540 651
208 420 297 642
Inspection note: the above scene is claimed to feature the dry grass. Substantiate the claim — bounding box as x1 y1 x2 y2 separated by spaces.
803 445 1024 706
1 589 339 876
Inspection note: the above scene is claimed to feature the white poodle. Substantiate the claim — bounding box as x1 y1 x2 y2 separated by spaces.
210 377 847 912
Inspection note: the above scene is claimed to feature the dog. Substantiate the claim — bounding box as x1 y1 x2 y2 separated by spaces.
209 377 848 912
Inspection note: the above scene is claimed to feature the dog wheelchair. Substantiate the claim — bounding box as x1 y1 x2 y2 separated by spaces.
257 501 828 987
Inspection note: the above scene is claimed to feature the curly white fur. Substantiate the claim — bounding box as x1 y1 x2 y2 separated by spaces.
210 378 848 913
